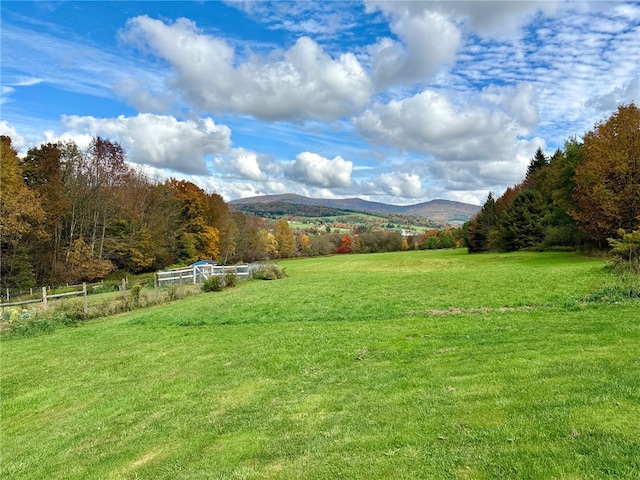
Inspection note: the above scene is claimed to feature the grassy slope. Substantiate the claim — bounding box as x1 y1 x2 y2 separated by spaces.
2 250 640 479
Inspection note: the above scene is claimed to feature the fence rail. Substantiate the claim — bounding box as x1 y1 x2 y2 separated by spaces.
0 284 88 316
0 298 44 308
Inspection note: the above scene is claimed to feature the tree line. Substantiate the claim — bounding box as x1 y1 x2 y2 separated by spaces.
466 103 640 258
1 136 266 292
1 135 456 294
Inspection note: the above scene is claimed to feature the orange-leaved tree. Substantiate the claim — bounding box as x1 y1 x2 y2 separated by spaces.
572 103 640 243
336 234 353 254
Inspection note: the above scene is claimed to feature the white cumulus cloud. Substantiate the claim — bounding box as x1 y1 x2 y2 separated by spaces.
368 0 560 39
284 151 353 188
214 147 271 182
60 113 231 175
0 121 26 150
354 88 537 161
367 4 461 88
370 172 424 198
120 16 372 121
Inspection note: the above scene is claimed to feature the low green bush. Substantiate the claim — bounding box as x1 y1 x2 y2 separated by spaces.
2 310 82 337
251 263 288 280
203 276 224 292
130 283 143 308
224 272 238 288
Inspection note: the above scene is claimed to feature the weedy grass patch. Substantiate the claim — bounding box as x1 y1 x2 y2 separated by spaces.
2 250 640 479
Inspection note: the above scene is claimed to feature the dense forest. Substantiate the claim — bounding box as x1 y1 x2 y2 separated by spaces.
466 103 640 259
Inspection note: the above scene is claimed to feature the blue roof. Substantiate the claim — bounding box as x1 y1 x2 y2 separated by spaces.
190 260 218 266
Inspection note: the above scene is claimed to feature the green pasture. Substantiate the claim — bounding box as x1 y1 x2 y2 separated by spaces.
2 250 640 479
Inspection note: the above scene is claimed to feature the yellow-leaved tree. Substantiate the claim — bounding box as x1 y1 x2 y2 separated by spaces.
0 136 47 291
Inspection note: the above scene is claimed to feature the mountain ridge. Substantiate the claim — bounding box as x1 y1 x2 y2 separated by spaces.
230 194 481 223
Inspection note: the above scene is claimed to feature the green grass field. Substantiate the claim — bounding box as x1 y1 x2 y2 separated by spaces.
2 250 640 479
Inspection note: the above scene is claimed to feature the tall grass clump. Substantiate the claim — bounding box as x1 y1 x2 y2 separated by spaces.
250 263 287 280
608 228 640 274
586 272 640 302
202 276 224 292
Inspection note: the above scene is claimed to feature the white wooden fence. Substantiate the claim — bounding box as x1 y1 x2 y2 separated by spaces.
157 264 250 286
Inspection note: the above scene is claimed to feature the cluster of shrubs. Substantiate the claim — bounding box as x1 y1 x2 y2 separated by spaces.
2 263 288 336
250 263 288 280
202 272 236 292
202 263 287 292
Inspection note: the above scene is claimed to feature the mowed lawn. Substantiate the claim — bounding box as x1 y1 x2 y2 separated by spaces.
2 250 640 479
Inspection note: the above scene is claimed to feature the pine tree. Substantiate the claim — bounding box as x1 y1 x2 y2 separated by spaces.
496 189 549 251
467 192 497 253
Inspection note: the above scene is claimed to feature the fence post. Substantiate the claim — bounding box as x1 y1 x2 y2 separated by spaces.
193 266 197 285
82 282 88 318
122 278 127 306
42 287 48 310
154 273 158 302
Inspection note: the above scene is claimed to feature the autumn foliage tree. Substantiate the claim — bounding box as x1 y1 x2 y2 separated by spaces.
1 136 47 290
275 219 295 258
164 179 220 263
572 103 640 243
1 135 251 292
336 234 353 254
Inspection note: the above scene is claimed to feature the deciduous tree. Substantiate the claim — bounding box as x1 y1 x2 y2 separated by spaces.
22 142 70 283
275 219 295 258
572 103 640 243
0 136 47 291
336 234 353 254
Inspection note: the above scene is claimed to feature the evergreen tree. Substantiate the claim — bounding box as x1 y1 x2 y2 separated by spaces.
526 147 548 177
496 189 549 251
467 192 497 253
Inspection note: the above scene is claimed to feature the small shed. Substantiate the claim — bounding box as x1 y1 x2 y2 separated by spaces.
190 260 218 267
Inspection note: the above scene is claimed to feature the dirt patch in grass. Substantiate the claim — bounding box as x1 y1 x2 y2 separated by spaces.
112 448 168 477
407 306 533 316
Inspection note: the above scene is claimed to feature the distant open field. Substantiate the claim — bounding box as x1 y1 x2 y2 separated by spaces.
2 250 639 479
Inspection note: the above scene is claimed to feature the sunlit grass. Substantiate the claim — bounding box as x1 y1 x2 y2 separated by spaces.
2 250 639 479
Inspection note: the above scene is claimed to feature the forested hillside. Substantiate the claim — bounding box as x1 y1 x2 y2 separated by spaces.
466 103 640 258
230 194 480 223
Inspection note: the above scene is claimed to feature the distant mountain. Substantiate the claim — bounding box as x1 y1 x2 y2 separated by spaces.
230 194 481 223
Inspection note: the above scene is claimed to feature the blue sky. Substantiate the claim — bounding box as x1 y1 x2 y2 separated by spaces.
2 1 639 205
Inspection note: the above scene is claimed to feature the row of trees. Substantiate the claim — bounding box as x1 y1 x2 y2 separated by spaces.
1 136 272 291
467 103 640 254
